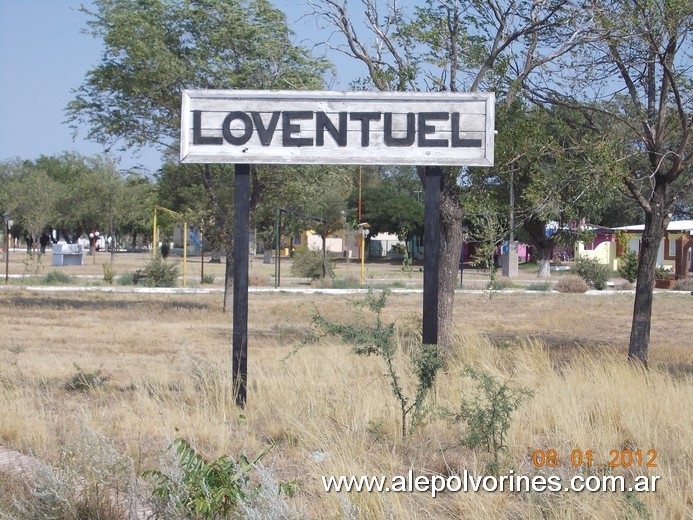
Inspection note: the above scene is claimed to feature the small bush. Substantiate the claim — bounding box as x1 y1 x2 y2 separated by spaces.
331 276 360 289
618 249 638 283
65 364 109 391
311 289 444 437
526 281 553 292
102 262 116 284
290 247 334 280
117 272 135 285
655 265 673 280
573 255 609 290
201 273 216 284
451 365 533 475
143 254 180 287
389 243 407 254
488 277 513 291
43 270 74 285
555 275 589 293
144 437 268 518
673 278 693 291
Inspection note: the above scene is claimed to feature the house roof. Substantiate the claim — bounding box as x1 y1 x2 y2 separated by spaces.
615 220 693 233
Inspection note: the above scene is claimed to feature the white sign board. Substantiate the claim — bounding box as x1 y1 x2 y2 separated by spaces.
181 90 494 166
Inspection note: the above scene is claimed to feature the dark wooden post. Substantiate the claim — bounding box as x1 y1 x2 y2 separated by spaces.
675 236 693 280
233 164 250 408
423 166 441 345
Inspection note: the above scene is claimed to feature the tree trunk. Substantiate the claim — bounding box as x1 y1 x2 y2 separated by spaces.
537 259 551 278
223 252 233 313
438 190 464 348
628 200 669 366
536 241 553 278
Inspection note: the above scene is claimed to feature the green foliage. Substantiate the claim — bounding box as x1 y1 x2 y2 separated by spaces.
618 249 639 283
312 289 444 436
390 243 408 254
452 365 533 474
117 272 135 286
143 254 179 287
43 270 74 285
526 281 553 292
201 274 216 284
65 364 109 392
349 170 424 242
655 265 673 281
102 262 116 284
623 490 652 520
0 160 59 245
290 247 334 280
573 255 609 290
144 437 268 519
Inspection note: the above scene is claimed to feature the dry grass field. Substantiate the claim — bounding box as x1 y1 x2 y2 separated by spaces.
0 251 691 518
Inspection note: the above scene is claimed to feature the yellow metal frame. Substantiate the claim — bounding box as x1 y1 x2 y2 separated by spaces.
153 205 188 287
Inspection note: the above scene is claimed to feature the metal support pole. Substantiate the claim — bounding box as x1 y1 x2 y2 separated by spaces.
4 216 9 285
152 209 157 256
460 240 465 288
233 164 250 408
274 209 280 288
278 212 282 287
361 231 365 286
322 221 328 279
183 222 187 288
422 166 441 346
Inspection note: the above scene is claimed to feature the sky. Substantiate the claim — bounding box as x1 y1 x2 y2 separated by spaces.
0 0 358 176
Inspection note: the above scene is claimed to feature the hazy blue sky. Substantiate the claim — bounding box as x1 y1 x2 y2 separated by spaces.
0 0 358 175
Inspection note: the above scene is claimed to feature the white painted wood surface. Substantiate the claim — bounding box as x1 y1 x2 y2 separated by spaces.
181 90 494 166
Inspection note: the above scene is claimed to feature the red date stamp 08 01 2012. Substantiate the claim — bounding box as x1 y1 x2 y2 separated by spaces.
532 449 657 469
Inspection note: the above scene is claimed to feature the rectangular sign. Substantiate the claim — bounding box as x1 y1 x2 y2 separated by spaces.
181 90 494 166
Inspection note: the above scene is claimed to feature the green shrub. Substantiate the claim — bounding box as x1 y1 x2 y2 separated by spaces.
618 249 639 283
555 275 589 293
331 277 360 289
573 255 609 290
117 272 135 285
312 289 444 437
655 265 673 280
143 254 179 287
201 274 216 284
390 243 407 254
43 270 74 285
144 437 268 518
451 365 533 475
526 281 553 292
102 262 116 284
290 247 334 280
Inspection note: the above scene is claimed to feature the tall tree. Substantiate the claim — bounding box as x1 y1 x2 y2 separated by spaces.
0 159 59 250
309 0 592 346
468 102 625 277
529 0 693 365
67 0 331 310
